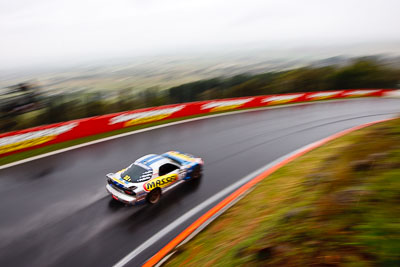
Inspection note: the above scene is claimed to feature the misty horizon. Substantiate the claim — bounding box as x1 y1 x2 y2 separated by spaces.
1 0 400 71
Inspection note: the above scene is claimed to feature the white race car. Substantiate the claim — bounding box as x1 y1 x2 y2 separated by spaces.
106 151 203 205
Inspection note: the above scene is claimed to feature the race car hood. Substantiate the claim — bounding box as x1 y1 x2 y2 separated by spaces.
107 172 143 189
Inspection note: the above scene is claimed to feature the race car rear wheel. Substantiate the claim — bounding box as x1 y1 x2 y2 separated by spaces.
192 165 202 179
146 188 161 204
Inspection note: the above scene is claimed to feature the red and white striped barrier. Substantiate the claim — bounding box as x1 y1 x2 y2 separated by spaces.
0 89 392 157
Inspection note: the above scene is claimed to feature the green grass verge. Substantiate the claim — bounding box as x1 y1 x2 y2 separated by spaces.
165 118 400 267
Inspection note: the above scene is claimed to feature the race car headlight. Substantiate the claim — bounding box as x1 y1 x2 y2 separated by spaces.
129 186 137 190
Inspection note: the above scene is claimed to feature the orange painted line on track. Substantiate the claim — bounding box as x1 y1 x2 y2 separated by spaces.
143 118 394 267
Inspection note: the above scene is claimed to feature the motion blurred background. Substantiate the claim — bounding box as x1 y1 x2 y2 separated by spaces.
1 2 400 267
1 0 399 132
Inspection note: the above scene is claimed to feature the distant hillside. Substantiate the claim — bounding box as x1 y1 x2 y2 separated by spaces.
168 57 400 103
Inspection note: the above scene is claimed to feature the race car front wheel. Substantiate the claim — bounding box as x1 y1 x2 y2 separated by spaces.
146 188 161 204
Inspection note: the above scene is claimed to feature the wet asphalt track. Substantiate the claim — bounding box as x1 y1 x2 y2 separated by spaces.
0 98 399 267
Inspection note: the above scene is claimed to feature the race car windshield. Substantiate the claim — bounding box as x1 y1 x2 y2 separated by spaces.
120 165 152 183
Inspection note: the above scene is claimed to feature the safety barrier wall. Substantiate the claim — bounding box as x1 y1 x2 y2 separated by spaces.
0 89 391 157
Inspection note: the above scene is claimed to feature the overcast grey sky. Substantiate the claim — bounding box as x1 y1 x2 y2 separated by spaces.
1 0 399 69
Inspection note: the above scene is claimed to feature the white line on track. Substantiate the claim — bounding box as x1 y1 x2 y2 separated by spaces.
113 142 319 267
0 98 372 170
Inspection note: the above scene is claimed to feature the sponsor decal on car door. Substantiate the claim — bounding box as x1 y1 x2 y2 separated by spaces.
143 173 178 192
